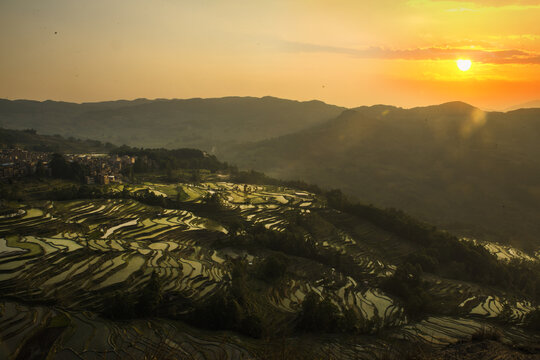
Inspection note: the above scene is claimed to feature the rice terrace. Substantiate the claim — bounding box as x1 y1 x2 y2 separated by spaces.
2 0 540 358
0 144 539 358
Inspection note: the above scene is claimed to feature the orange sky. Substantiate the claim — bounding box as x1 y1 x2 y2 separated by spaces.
1 0 539 109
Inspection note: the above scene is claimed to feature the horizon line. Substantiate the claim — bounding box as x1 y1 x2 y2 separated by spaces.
1 95 539 112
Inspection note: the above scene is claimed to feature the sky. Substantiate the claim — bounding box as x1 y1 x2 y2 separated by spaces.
1 0 539 109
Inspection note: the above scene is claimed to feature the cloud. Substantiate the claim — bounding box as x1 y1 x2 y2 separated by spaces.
435 0 540 4
445 7 478 11
281 41 540 64
420 0 540 8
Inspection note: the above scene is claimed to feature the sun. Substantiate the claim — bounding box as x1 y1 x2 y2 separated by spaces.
457 59 472 71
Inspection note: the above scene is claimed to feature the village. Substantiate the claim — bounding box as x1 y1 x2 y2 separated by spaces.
0 148 136 184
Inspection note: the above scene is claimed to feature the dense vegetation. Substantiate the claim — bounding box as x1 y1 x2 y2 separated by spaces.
112 146 231 173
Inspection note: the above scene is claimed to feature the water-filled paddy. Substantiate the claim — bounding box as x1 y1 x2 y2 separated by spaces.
0 181 538 359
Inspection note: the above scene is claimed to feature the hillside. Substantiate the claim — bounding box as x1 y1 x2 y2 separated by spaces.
0 128 115 153
0 175 538 359
0 134 538 358
222 102 540 249
0 97 344 151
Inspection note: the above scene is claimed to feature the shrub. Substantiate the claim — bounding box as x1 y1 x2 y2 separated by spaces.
258 254 288 282
524 308 540 331
296 292 341 333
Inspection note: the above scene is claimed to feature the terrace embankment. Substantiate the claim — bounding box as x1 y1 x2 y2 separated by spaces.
0 181 538 359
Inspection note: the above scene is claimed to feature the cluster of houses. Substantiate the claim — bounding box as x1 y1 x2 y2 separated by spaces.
0 148 137 185
67 153 136 185
0 148 51 179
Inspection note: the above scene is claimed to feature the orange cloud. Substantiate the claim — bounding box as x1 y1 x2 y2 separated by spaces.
281 41 540 64
429 0 540 5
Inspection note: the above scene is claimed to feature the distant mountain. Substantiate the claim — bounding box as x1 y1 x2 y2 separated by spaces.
505 100 540 111
222 102 540 248
0 97 344 151
0 128 115 153
4 96 540 248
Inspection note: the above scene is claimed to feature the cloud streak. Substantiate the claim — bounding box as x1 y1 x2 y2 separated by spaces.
416 0 540 10
429 0 540 6
281 41 540 64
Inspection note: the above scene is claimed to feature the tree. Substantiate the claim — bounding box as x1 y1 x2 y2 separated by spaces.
35 161 47 177
103 292 135 319
49 153 86 182
241 315 263 338
382 262 432 317
498 302 514 325
296 292 341 333
50 153 70 179
258 254 288 282
191 169 201 183
525 309 540 331
136 271 163 316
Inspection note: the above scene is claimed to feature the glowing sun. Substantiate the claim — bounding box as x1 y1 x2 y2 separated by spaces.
457 59 472 71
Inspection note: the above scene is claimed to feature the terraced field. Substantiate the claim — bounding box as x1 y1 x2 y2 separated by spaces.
0 181 538 359
461 237 540 262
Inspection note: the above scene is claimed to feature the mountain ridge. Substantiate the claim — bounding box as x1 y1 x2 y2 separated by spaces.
221 104 540 249
2 96 540 249
0 96 346 150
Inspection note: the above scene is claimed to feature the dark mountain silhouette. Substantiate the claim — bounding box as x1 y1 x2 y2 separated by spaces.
222 102 540 248
0 127 115 153
0 97 344 151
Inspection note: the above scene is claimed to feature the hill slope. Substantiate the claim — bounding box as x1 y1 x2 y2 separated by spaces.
0 128 115 153
222 102 540 248
0 178 538 359
0 97 344 151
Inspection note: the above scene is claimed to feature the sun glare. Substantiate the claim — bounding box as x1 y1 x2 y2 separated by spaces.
457 59 472 71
